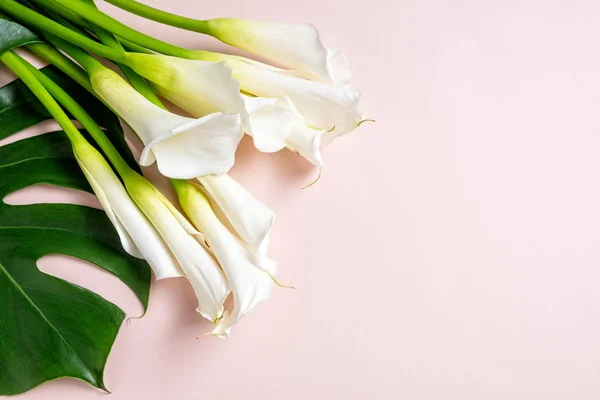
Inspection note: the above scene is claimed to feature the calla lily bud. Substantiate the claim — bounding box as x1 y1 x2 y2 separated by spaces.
121 53 251 131
124 173 230 322
205 19 351 86
197 174 275 263
174 180 275 337
89 67 243 179
72 139 183 279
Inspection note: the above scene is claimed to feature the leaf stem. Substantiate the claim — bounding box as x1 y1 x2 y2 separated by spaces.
104 0 211 34
0 51 83 145
0 0 127 63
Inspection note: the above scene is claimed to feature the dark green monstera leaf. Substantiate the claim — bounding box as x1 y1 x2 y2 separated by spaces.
0 17 151 396
0 17 41 54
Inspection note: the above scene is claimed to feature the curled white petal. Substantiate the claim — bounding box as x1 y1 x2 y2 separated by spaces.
123 53 251 131
244 96 324 166
140 112 243 179
223 58 363 143
244 96 292 153
72 141 182 279
160 225 229 322
286 124 324 167
197 174 275 262
327 49 352 87
90 67 243 179
175 183 273 337
207 19 351 85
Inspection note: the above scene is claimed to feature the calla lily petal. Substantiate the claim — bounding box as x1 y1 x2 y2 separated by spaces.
147 184 200 236
140 112 243 179
244 96 293 153
197 174 275 262
175 181 274 337
126 173 230 321
122 53 251 131
73 141 183 279
221 57 363 143
286 124 324 167
90 67 243 179
244 96 325 166
206 19 351 86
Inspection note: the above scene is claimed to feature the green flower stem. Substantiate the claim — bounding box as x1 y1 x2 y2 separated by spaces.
27 42 93 92
28 40 164 176
44 34 106 75
30 0 94 33
27 41 116 115
13 52 134 177
33 0 203 60
43 11 90 38
27 1 102 77
0 0 127 63
117 37 154 54
28 40 146 158
80 0 166 110
0 51 84 145
104 0 211 34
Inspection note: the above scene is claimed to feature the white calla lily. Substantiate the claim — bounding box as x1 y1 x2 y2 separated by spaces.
72 140 183 279
90 67 243 179
125 173 230 322
245 96 325 167
174 181 274 337
210 56 363 144
197 174 275 262
205 19 351 86
121 53 251 131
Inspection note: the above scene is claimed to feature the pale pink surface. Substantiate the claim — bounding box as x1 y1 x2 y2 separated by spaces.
2 0 600 398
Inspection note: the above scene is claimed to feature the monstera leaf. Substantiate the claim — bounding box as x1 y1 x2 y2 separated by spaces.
0 20 151 395
0 18 40 54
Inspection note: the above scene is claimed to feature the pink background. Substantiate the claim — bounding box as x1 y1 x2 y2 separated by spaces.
2 0 600 398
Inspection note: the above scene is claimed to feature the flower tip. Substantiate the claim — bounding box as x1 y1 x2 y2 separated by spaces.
357 118 376 127
196 332 226 339
266 270 295 290
302 168 323 190
197 325 231 339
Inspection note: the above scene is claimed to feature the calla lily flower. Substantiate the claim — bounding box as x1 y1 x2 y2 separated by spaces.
208 55 363 144
205 19 351 86
245 96 325 167
90 66 243 179
72 139 183 279
197 173 275 262
121 53 251 131
125 173 230 322
174 180 274 337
